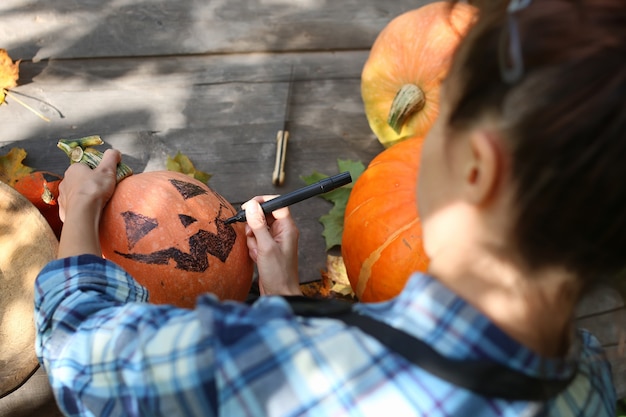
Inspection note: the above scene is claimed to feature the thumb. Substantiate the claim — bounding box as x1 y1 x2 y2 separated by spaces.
97 149 121 176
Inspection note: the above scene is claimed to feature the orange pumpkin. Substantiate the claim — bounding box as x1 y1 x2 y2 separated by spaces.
361 1 476 148
342 137 429 302
100 171 253 307
13 171 63 239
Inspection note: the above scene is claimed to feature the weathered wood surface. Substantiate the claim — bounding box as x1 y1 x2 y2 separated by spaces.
0 0 624 403
0 51 385 283
0 0 429 285
1 0 431 60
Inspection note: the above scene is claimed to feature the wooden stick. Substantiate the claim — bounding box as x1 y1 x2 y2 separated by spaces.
4 89 51 122
272 130 289 186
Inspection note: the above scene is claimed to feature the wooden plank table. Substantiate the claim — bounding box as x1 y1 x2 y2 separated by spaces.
0 0 415 283
0 0 624 402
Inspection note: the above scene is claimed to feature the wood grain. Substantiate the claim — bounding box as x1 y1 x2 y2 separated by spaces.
2 0 431 61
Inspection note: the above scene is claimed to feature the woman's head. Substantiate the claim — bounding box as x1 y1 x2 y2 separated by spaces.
419 0 625 283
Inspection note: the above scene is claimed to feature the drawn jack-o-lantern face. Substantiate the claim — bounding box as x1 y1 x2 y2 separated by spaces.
100 171 253 307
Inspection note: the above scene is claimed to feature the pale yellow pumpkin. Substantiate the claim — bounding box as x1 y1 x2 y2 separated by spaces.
361 2 477 148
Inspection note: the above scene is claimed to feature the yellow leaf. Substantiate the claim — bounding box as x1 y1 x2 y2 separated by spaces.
326 254 355 298
301 256 356 300
0 49 20 105
165 158 181 172
0 148 34 186
166 151 212 184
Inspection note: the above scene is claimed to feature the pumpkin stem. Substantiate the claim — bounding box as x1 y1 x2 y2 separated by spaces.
387 84 426 135
57 136 133 182
41 183 55 205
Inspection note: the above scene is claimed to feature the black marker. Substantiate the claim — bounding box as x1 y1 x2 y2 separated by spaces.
224 171 352 224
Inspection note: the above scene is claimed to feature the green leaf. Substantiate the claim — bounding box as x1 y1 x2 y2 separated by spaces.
301 170 328 186
616 398 626 417
193 170 211 185
319 196 348 250
166 151 212 184
301 159 366 250
337 159 366 184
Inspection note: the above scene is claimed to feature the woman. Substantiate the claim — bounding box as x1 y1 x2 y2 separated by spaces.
35 0 623 415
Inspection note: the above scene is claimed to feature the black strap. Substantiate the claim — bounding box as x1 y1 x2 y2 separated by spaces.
282 296 577 402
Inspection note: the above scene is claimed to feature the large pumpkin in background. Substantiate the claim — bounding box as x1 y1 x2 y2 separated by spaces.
361 1 476 148
342 137 429 302
100 171 253 308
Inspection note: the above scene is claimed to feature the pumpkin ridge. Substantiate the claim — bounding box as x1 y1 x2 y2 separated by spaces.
345 188 412 220
355 217 422 299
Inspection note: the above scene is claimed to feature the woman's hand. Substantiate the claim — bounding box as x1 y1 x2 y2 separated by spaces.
244 196 302 296
57 149 121 258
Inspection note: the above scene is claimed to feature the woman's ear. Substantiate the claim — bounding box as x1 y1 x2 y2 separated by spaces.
463 131 505 205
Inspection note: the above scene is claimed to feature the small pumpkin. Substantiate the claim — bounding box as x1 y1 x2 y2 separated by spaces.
342 137 428 302
361 1 476 148
13 171 63 239
100 171 253 308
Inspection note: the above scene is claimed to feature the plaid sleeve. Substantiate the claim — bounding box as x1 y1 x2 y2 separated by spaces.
34 255 148 345
33 255 220 417
32 255 296 417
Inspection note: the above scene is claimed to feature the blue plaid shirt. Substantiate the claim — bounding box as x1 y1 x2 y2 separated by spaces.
34 255 615 417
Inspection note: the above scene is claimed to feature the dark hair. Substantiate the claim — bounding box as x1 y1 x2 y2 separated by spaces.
445 0 626 282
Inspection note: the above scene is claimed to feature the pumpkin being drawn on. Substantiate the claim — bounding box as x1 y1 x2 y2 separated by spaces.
342 137 428 302
100 171 253 308
361 1 476 148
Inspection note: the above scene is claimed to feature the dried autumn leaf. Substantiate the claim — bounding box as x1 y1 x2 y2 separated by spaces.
326 254 355 298
299 275 332 298
0 49 20 105
166 151 211 184
0 147 34 186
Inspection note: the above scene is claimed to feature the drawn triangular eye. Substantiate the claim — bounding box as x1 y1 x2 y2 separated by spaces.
121 211 158 250
169 179 208 200
179 214 197 228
